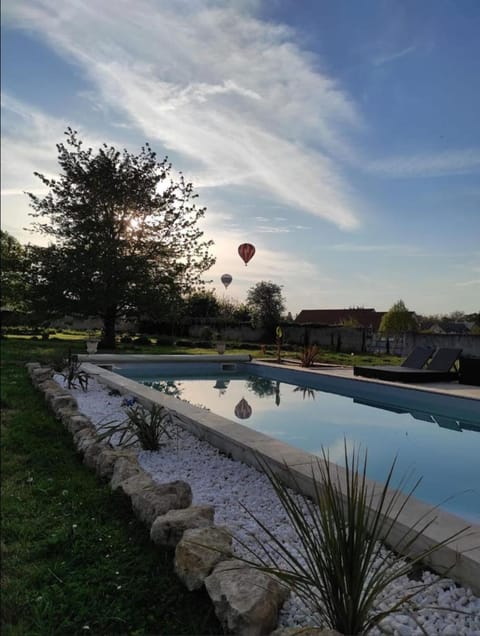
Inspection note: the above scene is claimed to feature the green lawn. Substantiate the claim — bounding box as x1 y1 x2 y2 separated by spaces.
1 338 222 636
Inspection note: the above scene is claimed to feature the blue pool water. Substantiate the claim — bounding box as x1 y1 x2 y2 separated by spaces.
116 362 480 522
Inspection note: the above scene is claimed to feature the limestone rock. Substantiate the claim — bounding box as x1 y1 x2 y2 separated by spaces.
131 480 192 527
205 559 289 636
150 505 215 547
83 442 106 471
50 394 78 415
57 407 79 425
109 455 142 491
113 471 154 498
175 525 232 590
26 362 41 374
95 449 136 482
65 414 95 435
31 367 54 386
73 428 99 456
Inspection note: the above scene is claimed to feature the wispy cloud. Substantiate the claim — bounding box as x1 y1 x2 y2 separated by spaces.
373 45 417 66
456 279 480 287
329 243 420 253
3 0 362 230
366 149 480 178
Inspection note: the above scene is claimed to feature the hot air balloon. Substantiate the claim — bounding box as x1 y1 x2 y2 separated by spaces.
238 243 255 266
221 273 232 289
234 397 252 420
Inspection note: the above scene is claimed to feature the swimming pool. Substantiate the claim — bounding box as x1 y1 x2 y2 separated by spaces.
115 360 480 522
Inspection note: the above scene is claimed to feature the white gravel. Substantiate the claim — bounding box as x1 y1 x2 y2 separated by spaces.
64 375 480 635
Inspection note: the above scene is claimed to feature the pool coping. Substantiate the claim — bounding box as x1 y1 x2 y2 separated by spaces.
80 356 480 594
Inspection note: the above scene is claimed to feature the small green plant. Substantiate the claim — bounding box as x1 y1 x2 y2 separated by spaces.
230 442 470 635
52 350 89 391
300 344 320 367
98 403 175 451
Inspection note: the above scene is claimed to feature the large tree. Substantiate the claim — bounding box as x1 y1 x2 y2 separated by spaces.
0 230 29 311
246 281 285 339
27 129 215 347
379 299 417 334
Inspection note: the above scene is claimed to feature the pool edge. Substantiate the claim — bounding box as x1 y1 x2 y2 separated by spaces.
82 360 480 595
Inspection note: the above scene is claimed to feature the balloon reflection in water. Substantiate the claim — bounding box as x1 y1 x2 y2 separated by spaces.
234 397 253 419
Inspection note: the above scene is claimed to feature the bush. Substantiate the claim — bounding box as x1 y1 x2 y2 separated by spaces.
175 339 193 347
133 335 152 346
120 335 133 344
154 335 176 346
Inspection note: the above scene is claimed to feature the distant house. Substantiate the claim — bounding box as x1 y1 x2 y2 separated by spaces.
420 320 473 335
295 308 385 331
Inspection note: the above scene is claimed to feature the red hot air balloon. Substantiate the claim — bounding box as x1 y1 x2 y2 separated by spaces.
221 273 232 289
238 243 255 266
234 397 252 419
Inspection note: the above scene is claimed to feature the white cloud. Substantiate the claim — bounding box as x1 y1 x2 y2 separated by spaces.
3 0 362 230
366 149 480 178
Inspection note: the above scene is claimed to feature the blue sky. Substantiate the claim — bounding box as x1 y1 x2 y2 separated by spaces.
2 0 479 316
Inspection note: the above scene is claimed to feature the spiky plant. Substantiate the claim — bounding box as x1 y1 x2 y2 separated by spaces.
51 349 89 391
231 442 470 635
300 344 320 367
97 403 175 451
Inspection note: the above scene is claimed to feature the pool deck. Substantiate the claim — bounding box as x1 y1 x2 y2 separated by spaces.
265 358 480 400
81 354 480 594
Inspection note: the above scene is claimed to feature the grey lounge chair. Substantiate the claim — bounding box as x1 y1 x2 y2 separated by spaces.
354 347 462 383
353 346 433 381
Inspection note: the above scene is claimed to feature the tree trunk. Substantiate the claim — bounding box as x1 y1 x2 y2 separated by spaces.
102 306 117 349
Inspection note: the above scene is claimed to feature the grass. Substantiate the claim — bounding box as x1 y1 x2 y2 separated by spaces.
0 337 223 635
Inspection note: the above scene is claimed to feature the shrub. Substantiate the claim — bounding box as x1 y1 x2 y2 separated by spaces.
154 335 175 346
120 334 133 344
175 339 193 347
133 335 152 346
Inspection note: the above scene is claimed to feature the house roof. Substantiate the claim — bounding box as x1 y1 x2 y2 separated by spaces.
295 308 385 330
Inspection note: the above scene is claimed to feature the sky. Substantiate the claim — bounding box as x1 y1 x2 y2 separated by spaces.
1 0 480 317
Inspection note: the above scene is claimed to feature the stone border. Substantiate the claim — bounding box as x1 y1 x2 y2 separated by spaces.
26 363 295 636
79 360 480 596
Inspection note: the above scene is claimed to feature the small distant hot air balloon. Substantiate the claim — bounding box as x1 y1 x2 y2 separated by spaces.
221 273 232 289
238 243 255 266
234 397 252 420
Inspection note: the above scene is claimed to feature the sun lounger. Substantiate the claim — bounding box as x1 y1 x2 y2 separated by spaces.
353 346 433 381
353 347 462 383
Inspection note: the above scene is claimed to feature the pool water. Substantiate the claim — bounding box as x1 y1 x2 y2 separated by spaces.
117 365 480 522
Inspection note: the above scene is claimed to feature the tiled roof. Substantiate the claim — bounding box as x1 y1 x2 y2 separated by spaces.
295 308 385 330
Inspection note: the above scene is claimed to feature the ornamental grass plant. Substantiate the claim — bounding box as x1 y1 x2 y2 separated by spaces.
231 442 471 635
98 402 175 451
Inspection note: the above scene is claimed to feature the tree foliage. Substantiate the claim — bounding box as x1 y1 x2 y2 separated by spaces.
246 281 285 338
0 231 29 311
379 300 417 334
185 290 220 320
27 129 215 346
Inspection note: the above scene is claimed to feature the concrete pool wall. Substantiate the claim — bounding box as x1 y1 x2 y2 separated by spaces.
80 356 480 594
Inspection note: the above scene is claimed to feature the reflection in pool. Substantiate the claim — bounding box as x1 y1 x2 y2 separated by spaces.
122 369 480 522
